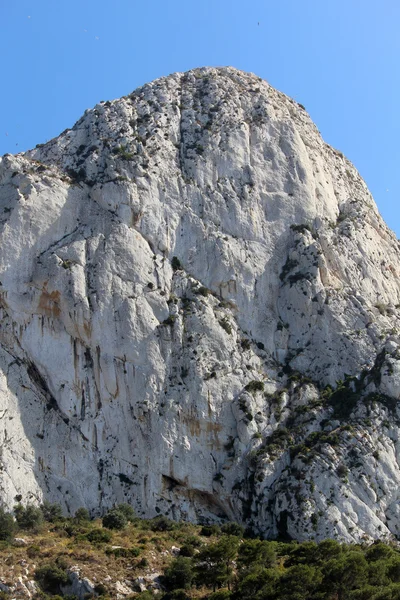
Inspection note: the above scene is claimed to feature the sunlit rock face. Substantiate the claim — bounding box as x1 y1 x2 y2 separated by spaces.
1 66 400 542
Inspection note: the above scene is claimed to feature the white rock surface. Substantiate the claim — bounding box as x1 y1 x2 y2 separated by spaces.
114 580 134 597
1 67 400 541
61 566 96 599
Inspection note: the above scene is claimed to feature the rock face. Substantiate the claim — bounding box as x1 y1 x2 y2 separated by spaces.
1 66 400 542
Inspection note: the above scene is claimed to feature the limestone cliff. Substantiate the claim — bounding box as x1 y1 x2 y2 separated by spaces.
1 67 400 542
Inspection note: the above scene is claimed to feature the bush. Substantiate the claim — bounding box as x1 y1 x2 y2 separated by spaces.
14 503 43 530
63 522 88 537
179 544 196 557
27 544 42 558
290 223 310 234
196 286 210 297
40 501 63 523
94 583 108 595
220 522 244 537
74 507 90 522
336 464 348 479
0 507 16 541
163 315 176 326
219 318 232 335
115 503 135 522
35 563 70 594
102 509 127 530
171 256 182 271
149 516 176 532
200 525 220 537
183 534 203 547
244 381 264 393
112 145 134 160
106 546 140 558
138 557 149 567
86 528 112 543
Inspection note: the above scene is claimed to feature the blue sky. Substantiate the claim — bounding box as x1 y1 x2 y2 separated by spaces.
1 0 399 234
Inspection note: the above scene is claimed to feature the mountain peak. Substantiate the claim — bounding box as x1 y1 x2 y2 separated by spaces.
0 69 399 542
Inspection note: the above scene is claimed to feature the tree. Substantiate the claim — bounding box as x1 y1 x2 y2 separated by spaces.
0 508 16 541
316 538 342 563
237 539 276 572
347 583 400 600
195 536 239 591
322 552 368 600
278 564 323 600
164 557 194 590
285 541 319 567
365 542 395 563
234 566 279 600
102 508 127 530
387 557 400 583
368 560 390 587
14 503 43 530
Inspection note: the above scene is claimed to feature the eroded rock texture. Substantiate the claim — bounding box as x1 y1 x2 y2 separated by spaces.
1 67 400 541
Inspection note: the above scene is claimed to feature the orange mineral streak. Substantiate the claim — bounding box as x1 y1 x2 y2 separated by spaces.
38 287 61 318
183 413 223 440
83 320 92 337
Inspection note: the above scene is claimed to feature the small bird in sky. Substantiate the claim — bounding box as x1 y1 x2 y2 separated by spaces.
258 22 260 25
5 133 8 137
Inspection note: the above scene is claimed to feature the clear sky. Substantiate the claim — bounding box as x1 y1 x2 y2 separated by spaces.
1 0 399 234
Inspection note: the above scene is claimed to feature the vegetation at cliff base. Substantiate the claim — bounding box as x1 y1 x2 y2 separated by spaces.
0 503 400 598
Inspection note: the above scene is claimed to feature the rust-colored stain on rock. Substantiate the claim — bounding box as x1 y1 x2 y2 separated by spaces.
38 288 61 317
